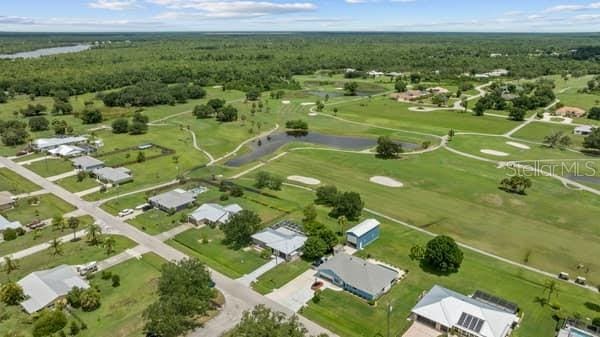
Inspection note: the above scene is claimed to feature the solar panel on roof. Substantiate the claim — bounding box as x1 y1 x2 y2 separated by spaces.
473 290 518 314
457 312 484 333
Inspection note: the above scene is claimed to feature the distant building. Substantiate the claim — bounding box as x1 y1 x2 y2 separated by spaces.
429 87 450 95
317 253 399 300
368 70 385 77
92 167 132 185
0 214 22 231
490 53 503 58
149 189 196 213
18 265 90 314
32 136 87 151
71 156 105 172
189 203 242 225
346 219 380 250
0 191 16 211
556 106 586 118
409 285 519 337
574 125 595 136
252 220 307 261
391 90 429 102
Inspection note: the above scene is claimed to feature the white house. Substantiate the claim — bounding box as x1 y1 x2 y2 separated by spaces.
188 203 242 225
252 221 307 261
48 145 84 158
32 136 87 151
410 285 519 337
367 70 385 77
18 265 90 314
574 125 595 136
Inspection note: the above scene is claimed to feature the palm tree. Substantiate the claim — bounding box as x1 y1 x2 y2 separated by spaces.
543 280 559 302
2 256 19 281
103 237 116 255
51 215 64 232
67 217 80 241
337 215 348 236
50 238 63 256
86 223 102 245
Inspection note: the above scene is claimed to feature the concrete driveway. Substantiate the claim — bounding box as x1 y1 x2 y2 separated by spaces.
266 269 318 312
401 321 440 337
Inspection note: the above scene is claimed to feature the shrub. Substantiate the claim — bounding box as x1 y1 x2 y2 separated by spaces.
2 228 17 241
80 288 101 312
423 235 464 273
0 282 25 305
111 274 120 287
220 193 229 201
69 321 80 336
101 271 112 280
66 287 84 308
32 309 68 337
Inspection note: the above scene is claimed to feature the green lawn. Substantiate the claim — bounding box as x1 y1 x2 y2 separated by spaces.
55 174 100 192
252 259 310 294
0 168 41 194
0 234 135 283
167 227 268 278
512 121 586 147
128 209 186 235
257 149 600 285
302 220 600 337
0 215 93 257
0 253 164 337
23 158 74 177
2 194 76 224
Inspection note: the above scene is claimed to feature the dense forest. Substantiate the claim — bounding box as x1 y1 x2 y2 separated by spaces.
1 32 600 96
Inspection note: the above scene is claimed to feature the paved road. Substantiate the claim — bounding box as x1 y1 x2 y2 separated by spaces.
0 156 337 337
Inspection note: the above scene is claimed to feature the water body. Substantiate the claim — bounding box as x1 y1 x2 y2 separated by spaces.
0 44 92 59
306 90 378 98
225 131 418 167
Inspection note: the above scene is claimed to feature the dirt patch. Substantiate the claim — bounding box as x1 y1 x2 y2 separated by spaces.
506 141 530 150
282 100 291 104
287 175 321 185
369 176 404 187
480 149 509 157
300 102 316 106
480 194 504 207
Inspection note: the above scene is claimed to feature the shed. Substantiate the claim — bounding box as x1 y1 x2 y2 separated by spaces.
346 219 380 250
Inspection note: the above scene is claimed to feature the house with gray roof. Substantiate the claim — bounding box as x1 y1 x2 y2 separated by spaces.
252 221 307 261
188 203 242 224
92 167 132 185
18 265 90 314
71 156 105 172
149 189 197 213
0 214 22 232
32 136 87 151
0 191 15 211
317 253 399 301
409 285 519 337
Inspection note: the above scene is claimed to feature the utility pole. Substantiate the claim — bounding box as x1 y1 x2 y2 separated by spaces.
387 301 393 337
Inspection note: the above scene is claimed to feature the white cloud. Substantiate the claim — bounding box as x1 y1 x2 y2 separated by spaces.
149 0 316 19
89 0 139 10
544 2 600 13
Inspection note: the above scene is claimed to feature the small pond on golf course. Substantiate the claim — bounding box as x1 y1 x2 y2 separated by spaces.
0 44 92 59
225 131 419 167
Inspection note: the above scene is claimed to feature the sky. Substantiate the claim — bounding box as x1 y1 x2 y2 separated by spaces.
1 0 600 32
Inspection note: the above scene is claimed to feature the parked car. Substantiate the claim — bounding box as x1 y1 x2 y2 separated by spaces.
77 262 98 276
135 203 153 211
118 209 134 217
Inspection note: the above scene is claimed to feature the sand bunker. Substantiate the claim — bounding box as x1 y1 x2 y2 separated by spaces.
370 176 404 188
335 87 344 90
308 112 318 117
287 175 321 185
505 141 530 150
282 100 291 104
212 85 223 89
480 149 509 157
300 102 316 106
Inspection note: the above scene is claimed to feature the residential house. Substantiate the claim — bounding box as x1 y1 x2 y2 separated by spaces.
71 156 105 172
32 136 87 152
346 218 380 250
48 145 85 158
92 167 133 185
18 265 90 314
556 106 586 118
368 70 385 77
317 253 399 301
0 191 15 211
0 214 22 231
252 220 307 261
391 90 429 102
574 125 595 136
409 285 519 337
429 87 450 95
149 189 196 213
188 203 242 225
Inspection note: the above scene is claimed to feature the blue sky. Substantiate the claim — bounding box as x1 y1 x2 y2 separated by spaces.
1 0 600 32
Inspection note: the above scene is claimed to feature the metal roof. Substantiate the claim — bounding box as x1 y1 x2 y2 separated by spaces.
92 167 132 184
149 190 196 210
0 214 22 231
411 285 518 337
189 203 242 223
18 265 90 314
71 156 104 169
32 136 87 149
318 253 398 296
346 219 380 237
251 226 307 255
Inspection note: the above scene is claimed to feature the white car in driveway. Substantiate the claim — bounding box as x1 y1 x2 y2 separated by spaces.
118 209 134 217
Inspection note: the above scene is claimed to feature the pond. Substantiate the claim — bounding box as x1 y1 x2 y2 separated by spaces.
0 44 92 59
225 131 419 167
306 90 380 98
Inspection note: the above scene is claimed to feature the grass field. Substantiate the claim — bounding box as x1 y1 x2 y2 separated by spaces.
302 222 600 337
55 174 100 192
23 158 74 177
327 95 518 136
252 259 310 294
0 215 93 257
127 209 186 235
0 234 135 283
512 122 586 147
167 227 268 278
0 167 41 194
2 194 76 224
257 149 600 284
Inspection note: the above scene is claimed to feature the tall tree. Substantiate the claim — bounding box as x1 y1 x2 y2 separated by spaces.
222 210 262 249
2 256 19 281
50 238 63 256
